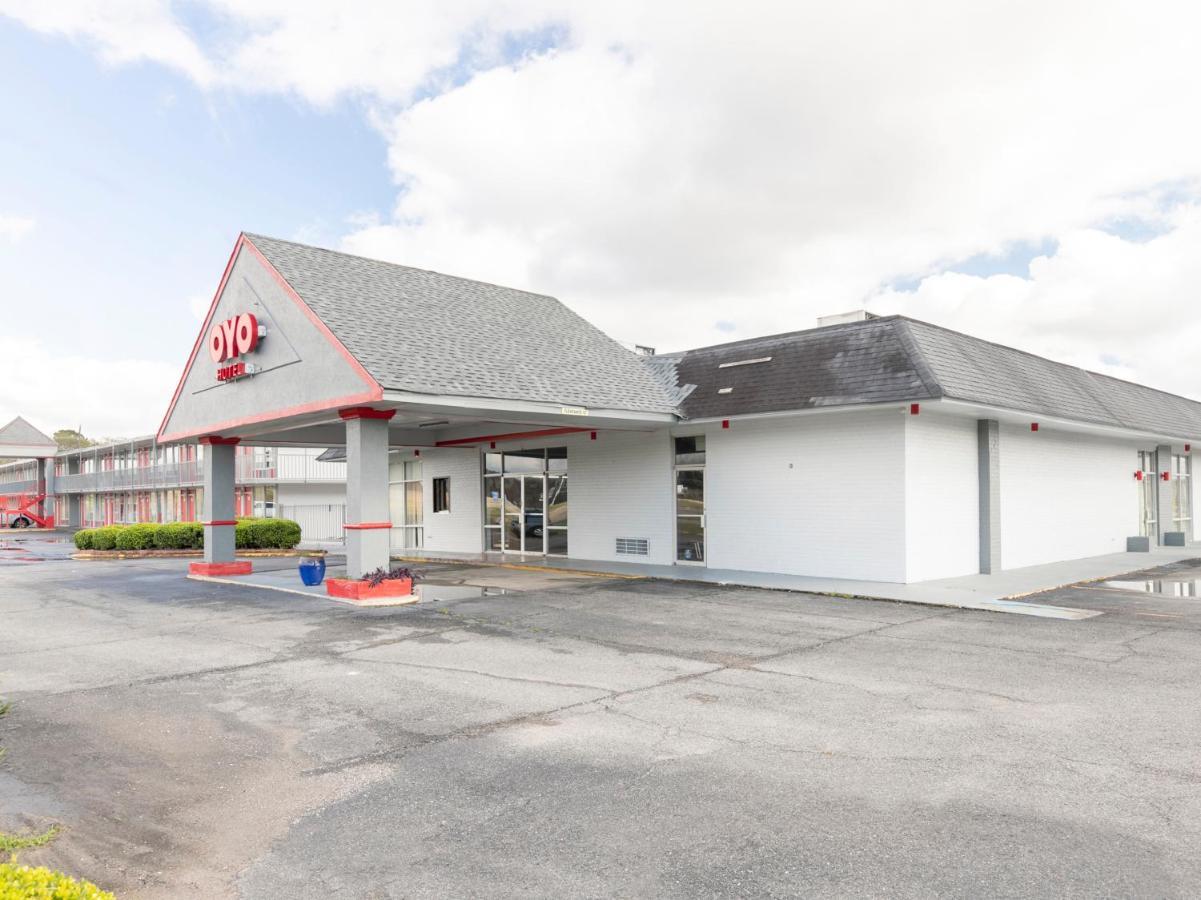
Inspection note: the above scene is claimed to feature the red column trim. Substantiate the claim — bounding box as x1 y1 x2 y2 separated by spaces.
339 407 396 420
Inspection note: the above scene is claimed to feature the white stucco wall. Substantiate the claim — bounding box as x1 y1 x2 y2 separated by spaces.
566 430 675 565
904 412 980 582
703 410 907 581
418 447 484 554
999 424 1140 570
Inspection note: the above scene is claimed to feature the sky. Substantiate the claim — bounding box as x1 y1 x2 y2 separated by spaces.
1 1 1200 439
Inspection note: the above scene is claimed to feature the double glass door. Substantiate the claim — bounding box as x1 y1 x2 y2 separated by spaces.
484 448 568 555
503 475 545 553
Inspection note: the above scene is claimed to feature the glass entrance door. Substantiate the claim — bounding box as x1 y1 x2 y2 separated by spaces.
675 468 705 563
502 474 546 553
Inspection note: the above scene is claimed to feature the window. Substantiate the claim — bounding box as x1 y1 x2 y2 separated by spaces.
433 477 450 513
1172 453 1192 535
674 435 706 465
388 456 424 550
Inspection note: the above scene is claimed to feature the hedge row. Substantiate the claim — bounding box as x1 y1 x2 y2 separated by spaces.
73 518 302 551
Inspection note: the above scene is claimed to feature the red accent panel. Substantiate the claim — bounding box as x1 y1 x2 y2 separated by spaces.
189 561 253 576
909 403 920 415
414 449 421 457
339 407 397 420
344 521 393 530
590 431 597 440
436 427 590 447
157 233 383 442
1134 471 1144 481
1162 471 1171 482
326 577 413 601
201 520 238 526
722 419 730 429
1030 423 1039 432
199 436 241 445
1187 444 1192 453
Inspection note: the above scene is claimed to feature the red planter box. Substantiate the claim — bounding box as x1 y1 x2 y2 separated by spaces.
326 577 414 602
190 561 253 576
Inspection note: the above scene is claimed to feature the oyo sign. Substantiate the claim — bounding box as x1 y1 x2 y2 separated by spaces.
208 313 264 381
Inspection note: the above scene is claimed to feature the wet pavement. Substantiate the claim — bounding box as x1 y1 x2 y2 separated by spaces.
2 540 1201 898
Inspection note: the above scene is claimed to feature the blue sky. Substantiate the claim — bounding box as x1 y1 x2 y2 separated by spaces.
0 18 389 366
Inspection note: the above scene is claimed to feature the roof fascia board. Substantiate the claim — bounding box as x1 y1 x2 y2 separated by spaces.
379 390 678 425
934 397 1199 444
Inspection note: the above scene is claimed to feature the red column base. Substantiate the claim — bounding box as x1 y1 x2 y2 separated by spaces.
189 561 253 576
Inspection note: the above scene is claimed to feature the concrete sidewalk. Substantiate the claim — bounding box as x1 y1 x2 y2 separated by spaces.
392 545 1201 619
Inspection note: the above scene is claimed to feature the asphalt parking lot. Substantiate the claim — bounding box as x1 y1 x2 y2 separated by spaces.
2 535 1200 898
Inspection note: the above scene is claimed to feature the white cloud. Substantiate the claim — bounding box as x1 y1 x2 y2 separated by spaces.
0 214 35 243
0 0 214 85
0 334 179 440
6 0 1201 398
870 208 1201 396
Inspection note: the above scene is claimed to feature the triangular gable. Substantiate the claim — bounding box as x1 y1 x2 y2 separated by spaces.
158 234 381 442
0 416 58 457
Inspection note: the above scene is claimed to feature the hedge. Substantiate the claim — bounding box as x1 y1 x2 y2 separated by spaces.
73 518 302 552
114 523 158 551
0 862 114 899
154 522 203 550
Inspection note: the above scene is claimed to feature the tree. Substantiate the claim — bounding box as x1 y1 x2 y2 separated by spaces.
54 428 96 451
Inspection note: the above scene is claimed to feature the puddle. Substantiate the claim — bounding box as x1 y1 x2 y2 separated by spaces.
1103 579 1201 597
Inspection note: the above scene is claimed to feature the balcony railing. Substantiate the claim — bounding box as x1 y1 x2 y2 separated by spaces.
53 451 344 494
0 479 39 495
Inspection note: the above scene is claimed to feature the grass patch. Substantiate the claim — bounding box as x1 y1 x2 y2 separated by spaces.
0 825 59 853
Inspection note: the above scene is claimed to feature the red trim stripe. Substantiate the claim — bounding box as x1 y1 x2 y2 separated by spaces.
344 522 393 530
199 436 241 445
339 407 396 420
201 520 238 526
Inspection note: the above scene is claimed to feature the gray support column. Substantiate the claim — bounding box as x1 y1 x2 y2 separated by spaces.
977 419 1001 574
1156 444 1174 545
201 439 238 565
344 410 394 579
39 457 54 523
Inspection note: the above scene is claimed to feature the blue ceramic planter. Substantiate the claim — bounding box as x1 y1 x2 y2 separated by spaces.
298 556 326 586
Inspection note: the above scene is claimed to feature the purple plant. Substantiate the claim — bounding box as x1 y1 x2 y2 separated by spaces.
363 565 421 587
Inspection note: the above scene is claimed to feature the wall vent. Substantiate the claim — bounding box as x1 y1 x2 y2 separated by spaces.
616 537 649 556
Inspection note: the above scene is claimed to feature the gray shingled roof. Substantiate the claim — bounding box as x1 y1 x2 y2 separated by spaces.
670 317 935 419
671 316 1201 437
247 234 678 414
0 416 56 447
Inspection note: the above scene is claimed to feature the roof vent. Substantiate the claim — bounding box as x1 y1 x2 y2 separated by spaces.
817 310 879 327
718 356 772 369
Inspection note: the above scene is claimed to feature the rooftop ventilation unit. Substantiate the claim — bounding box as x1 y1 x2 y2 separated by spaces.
817 310 879 328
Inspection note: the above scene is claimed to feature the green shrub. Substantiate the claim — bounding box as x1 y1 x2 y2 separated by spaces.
0 862 114 899
88 526 124 551
236 518 302 549
115 523 157 551
73 529 94 550
153 522 203 550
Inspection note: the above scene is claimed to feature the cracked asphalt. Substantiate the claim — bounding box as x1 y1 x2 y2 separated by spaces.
2 536 1200 898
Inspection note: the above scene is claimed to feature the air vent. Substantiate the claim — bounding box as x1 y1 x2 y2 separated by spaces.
616 537 649 556
718 356 772 369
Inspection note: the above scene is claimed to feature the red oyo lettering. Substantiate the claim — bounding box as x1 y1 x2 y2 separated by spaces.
208 313 261 363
